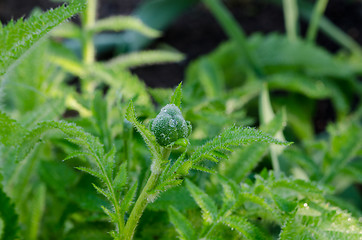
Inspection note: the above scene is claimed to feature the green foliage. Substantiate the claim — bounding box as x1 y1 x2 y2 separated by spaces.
106 50 184 69
0 184 20 240
91 16 160 37
0 110 26 146
0 0 361 239
189 126 290 172
168 172 362 240
0 0 85 76
186 179 218 223
168 206 196 240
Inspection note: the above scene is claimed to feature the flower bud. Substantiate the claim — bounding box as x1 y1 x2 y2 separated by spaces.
151 104 191 146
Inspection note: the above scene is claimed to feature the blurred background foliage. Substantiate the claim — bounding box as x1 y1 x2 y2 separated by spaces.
0 0 361 239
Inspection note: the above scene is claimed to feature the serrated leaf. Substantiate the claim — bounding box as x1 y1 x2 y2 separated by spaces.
101 206 117 222
0 110 26 146
125 101 162 160
234 192 279 222
153 179 183 194
221 111 286 182
91 16 160 37
103 146 116 179
63 151 93 162
170 82 183 108
185 179 218 223
92 91 112 151
76 167 104 182
17 120 104 163
92 183 112 201
168 206 196 240
221 215 269 240
324 123 362 183
271 179 325 197
189 126 290 166
120 183 138 216
0 184 20 240
0 0 85 76
191 164 217 174
113 162 127 193
272 194 298 214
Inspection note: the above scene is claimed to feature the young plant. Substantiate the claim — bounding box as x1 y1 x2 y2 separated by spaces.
1 84 289 239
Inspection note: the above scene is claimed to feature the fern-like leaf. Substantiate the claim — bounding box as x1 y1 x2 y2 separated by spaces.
0 184 20 240
120 183 138 216
0 0 85 76
113 162 127 194
168 206 196 240
221 215 269 240
0 110 26 146
125 101 162 161
185 179 218 223
76 167 105 182
189 126 290 167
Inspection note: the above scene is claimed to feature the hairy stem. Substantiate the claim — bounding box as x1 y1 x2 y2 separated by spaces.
93 154 124 234
81 0 97 92
282 0 299 41
123 148 171 240
259 83 281 177
306 0 329 43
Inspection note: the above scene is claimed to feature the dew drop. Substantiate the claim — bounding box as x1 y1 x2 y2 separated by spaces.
169 119 175 127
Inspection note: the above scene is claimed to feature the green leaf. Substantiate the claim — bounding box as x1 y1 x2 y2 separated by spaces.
106 50 184 69
168 206 196 240
76 167 104 182
0 110 26 146
0 184 20 240
63 151 94 162
92 183 112 201
189 126 290 166
113 162 127 193
103 146 116 179
271 179 325 197
149 186 196 211
278 217 305 240
198 58 225 99
27 184 46 240
185 179 218 223
125 101 162 160
170 82 183 108
39 161 79 198
221 215 269 240
0 0 85 76
120 183 138 216
92 91 111 151
51 21 81 38
91 16 160 37
252 33 354 78
324 123 362 183
234 192 279 222
17 120 104 163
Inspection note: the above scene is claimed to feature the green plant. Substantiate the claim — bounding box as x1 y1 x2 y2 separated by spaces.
1 0 361 239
